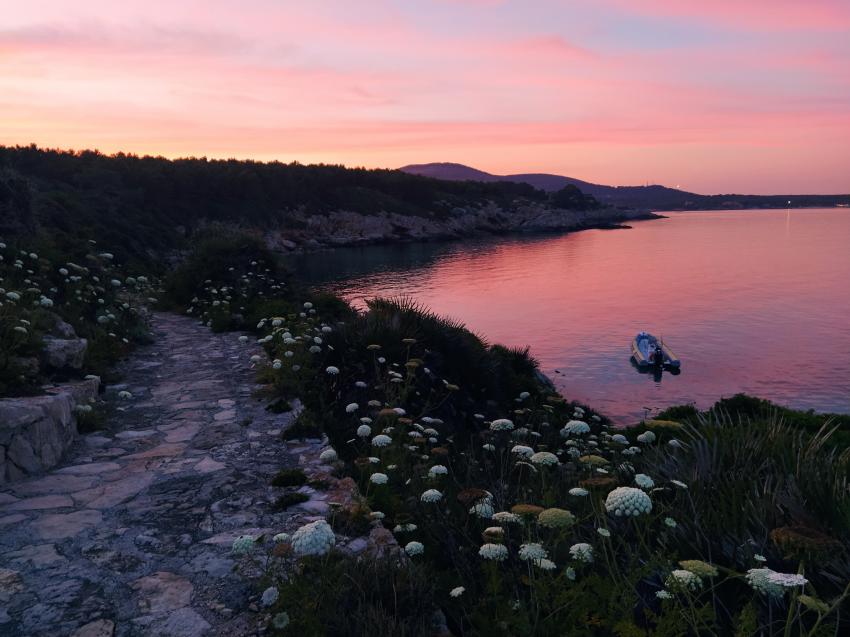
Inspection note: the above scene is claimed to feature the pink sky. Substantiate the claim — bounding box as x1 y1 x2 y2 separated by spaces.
1 0 849 194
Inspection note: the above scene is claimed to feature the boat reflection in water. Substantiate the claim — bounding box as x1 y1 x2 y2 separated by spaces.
630 357 682 382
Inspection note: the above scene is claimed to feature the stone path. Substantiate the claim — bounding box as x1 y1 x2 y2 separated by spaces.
0 313 329 636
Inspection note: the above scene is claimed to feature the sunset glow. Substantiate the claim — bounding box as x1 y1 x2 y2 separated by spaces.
2 0 849 193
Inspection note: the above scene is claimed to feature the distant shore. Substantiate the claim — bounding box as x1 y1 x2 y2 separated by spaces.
264 205 663 252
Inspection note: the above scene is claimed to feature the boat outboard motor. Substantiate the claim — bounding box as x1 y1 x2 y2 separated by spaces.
652 345 663 366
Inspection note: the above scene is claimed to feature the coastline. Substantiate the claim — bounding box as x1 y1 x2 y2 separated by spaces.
262 204 663 252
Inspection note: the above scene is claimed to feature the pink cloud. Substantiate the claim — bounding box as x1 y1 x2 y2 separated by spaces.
0 0 848 194
602 0 850 30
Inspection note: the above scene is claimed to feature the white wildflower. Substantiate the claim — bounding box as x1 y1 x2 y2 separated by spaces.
420 489 443 503
261 586 279 607
518 543 548 561
405 541 424 556
569 543 593 563
634 473 655 489
605 487 652 516
291 520 335 557
479 543 509 561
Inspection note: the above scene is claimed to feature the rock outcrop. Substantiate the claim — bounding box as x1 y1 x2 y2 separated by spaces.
0 377 99 483
39 316 88 371
265 203 658 250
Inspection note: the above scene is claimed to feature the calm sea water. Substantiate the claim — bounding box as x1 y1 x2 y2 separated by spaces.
291 209 850 423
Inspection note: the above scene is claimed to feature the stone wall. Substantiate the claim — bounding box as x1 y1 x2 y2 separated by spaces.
0 378 99 484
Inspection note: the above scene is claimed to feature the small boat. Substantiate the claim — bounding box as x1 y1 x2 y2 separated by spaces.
631 332 680 369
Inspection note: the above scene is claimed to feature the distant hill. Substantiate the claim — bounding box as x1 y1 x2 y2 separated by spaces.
400 162 850 211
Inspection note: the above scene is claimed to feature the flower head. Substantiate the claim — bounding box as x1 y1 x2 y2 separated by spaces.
371 434 392 447
231 535 255 554
428 464 448 477
679 560 718 578
421 489 443 503
634 473 655 489
561 420 590 436
605 487 652 517
291 520 336 557
518 543 548 561
405 541 424 557
747 568 784 597
569 543 593 563
273 612 290 629
370 472 388 485
666 569 702 592
492 511 521 524
538 508 575 529
261 586 279 607
490 418 514 431
530 451 558 466
479 543 509 561
319 448 338 463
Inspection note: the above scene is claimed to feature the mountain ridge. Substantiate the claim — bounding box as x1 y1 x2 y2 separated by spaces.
399 162 850 211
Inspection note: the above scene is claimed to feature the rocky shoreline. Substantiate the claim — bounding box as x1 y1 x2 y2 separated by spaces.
261 203 661 251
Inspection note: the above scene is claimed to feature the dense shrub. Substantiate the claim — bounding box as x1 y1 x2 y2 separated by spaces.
0 237 155 396
657 393 850 448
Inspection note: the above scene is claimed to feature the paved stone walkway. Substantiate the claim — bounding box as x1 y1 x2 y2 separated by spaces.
0 313 322 636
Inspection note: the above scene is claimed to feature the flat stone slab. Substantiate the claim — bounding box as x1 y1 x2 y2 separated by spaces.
73 473 156 509
132 571 193 613
55 462 122 475
0 514 28 527
11 474 97 496
1 494 74 512
70 619 115 637
124 443 186 460
194 457 227 473
30 509 103 540
4 544 66 568
164 423 200 443
115 429 157 440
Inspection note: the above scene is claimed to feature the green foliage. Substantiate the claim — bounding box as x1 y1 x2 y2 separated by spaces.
273 492 310 510
268 553 437 637
271 468 308 487
657 393 850 448
550 184 600 210
282 410 324 440
641 411 850 569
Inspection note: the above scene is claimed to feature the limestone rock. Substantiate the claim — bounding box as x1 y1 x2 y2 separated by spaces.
0 378 99 483
71 619 115 637
132 571 193 614
41 335 88 370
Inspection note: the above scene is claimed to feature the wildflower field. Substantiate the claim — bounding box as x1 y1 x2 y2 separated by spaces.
164 235 850 637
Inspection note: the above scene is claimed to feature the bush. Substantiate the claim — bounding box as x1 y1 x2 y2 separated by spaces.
271 468 308 487
0 237 155 397
266 553 437 637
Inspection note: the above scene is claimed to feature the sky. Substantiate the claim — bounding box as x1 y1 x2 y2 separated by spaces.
1 0 849 194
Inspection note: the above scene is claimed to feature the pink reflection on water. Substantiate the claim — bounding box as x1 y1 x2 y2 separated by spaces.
330 209 850 422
